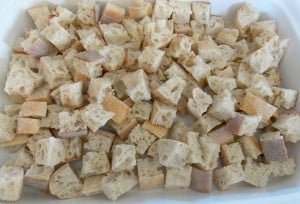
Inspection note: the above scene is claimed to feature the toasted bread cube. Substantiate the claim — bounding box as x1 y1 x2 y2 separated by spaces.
24 164 54 189
112 144 136 172
62 137 82 162
138 46 165 74
77 0 98 26
4 104 21 116
205 15 224 38
237 136 262 159
157 139 191 168
214 163 245 191
260 131 288 162
0 135 29 149
147 140 159 158
236 63 256 88
142 120 168 139
221 142 244 165
125 49 142 71
130 101 152 122
0 114 16 143
84 130 115 153
207 76 237 94
80 33 105 51
185 131 201 164
58 111 88 138
192 1 210 25
152 0 172 19
194 114 222 134
49 163 83 199
81 151 110 178
28 5 50 30
0 165 24 201
101 2 125 24
187 88 212 119
269 158 296 177
271 87 298 110
82 175 103 196
101 171 137 201
26 84 52 103
128 124 156 155
88 78 113 103
27 129 52 154
121 69 151 102
244 158 271 188
17 118 40 134
190 168 213 194
103 69 127 99
208 125 234 145
170 1 192 24
137 157 164 190
169 121 192 142
193 38 221 61
226 113 262 136
40 105 70 129
59 82 84 108
235 3 259 35
216 28 239 48
167 35 192 58
174 23 192 36
248 74 273 98
151 101 177 128
99 23 129 45
165 165 192 189
51 5 76 27
72 52 103 78
129 0 152 20
102 94 131 125
240 91 277 122
250 20 277 37
109 118 138 140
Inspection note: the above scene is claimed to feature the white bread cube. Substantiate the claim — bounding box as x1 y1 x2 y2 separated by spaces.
235 39 249 58
187 88 213 119
214 163 245 191
62 137 82 162
170 1 192 24
122 18 144 47
0 165 24 201
51 6 76 27
17 118 40 134
130 101 152 122
128 124 156 155
81 151 110 177
169 121 192 142
138 46 165 74
157 139 191 168
151 101 177 128
82 175 103 196
248 74 273 98
58 111 88 138
137 157 164 190
101 2 125 24
109 118 138 140
142 120 168 139
174 23 192 36
216 28 239 48
26 84 52 103
40 105 70 129
24 164 54 189
190 168 213 193
194 114 222 134
40 56 71 89
153 77 186 106
147 140 159 158
28 5 50 30
237 136 262 159
103 69 127 99
4 104 21 116
34 137 66 166
167 35 192 58
27 129 52 154
185 131 201 164
250 20 277 37
84 130 115 153
19 101 47 118
101 171 137 201
121 69 151 102
0 135 29 149
88 78 113 103
100 23 130 45
6 148 33 170
206 15 224 38
207 76 237 94
80 33 105 51
221 142 244 165
165 166 192 189
102 94 131 125
125 49 142 71
236 63 256 88
235 3 259 35
226 112 262 136
81 103 114 132
112 144 136 172
49 163 83 199
192 1 210 25
271 87 298 110
59 82 84 108
193 38 221 61
41 21 75 51
269 158 296 177
260 131 288 162
77 0 98 26
128 0 152 20
208 125 234 145
152 0 172 19
0 114 16 143
99 45 126 72
9 53 38 70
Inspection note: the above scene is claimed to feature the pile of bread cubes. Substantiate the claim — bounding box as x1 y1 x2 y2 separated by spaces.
0 0 299 201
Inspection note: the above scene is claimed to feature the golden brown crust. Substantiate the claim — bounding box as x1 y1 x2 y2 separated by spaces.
142 120 168 139
17 118 40 134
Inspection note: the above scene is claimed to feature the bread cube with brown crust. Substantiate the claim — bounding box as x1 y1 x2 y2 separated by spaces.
237 136 262 159
142 120 168 139
81 151 110 178
101 2 125 24
151 101 177 128
84 130 115 153
112 144 136 172
190 168 213 193
17 118 40 134
221 142 244 165
165 166 192 189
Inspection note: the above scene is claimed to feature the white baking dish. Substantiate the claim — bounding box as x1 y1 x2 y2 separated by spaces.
0 0 300 203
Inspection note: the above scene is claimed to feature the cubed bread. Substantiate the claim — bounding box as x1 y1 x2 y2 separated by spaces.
239 91 277 122
165 166 192 189
248 74 273 98
214 163 245 191
185 131 201 164
260 131 288 162
99 45 126 72
101 2 125 23
129 0 152 20
0 135 29 149
138 46 165 74
81 151 110 177
235 3 259 35
153 77 186 105
206 15 224 38
121 69 151 102
170 1 192 24
27 129 52 154
164 62 188 80
174 23 192 36
101 171 138 201
147 140 159 158
235 39 249 58
157 139 191 168
226 112 262 136
216 28 239 48
187 88 212 119
39 56 71 89
152 0 172 19
82 175 103 196
129 101 152 122
59 82 84 108
167 35 192 58
62 137 82 162
5 147 32 170
24 164 54 189
112 144 136 172
236 63 256 88
19 101 47 119
103 69 127 99
269 158 296 177
142 120 168 139
243 157 271 188
193 38 221 61
102 94 131 125
208 125 234 145
49 163 83 199
250 20 277 37
28 5 50 30
109 118 138 140
26 84 52 103
4 104 21 116
271 87 298 110
237 136 262 159
122 18 144 47
192 1 210 25
51 5 76 27
80 33 105 51
58 111 88 138
84 130 115 153
128 124 156 155
137 157 164 190
88 78 113 103
34 137 66 166
0 114 16 143
81 103 114 132
194 114 222 134
207 76 237 94
17 118 40 134
272 112 300 143
221 142 244 165
169 121 192 142
40 105 70 129
190 167 213 193
151 101 177 128
125 49 142 71
0 165 24 201
77 0 98 26
100 23 130 45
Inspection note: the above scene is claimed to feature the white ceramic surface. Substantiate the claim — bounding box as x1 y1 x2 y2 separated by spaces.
0 0 300 203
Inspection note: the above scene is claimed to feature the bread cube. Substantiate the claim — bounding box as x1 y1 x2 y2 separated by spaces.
101 2 125 23
170 1 192 24
237 136 262 159
112 144 136 172
187 88 212 119
88 78 113 103
58 111 88 138
62 137 82 162
152 0 172 19
271 87 298 110
80 33 105 51
101 171 138 201
81 151 110 177
84 130 115 153
99 44 126 72
59 82 84 108
103 69 127 99
27 129 52 154
26 84 52 103
193 38 221 61
248 74 273 98
174 23 192 36
28 5 50 30
130 101 152 122
49 163 83 199
192 1 210 25
77 0 98 26
128 0 152 20
5 147 32 170
0 114 16 143
109 118 138 140
138 46 165 74
169 121 192 142
0 135 29 149
269 158 296 177
221 142 244 165
142 120 168 139
216 28 239 48
208 125 234 145
235 3 259 35
4 104 21 116
194 114 222 134
185 131 201 164
250 20 277 37
190 168 213 193
244 158 271 188
151 101 177 128
167 35 192 58
207 76 237 94
166 166 193 189
0 165 24 201
125 49 142 71
51 5 76 27
17 118 40 134
82 175 103 196
100 23 129 45
40 105 70 129
206 15 224 38
24 164 54 189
